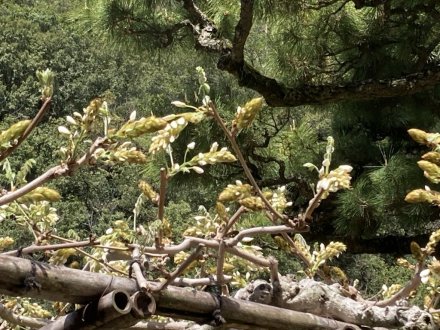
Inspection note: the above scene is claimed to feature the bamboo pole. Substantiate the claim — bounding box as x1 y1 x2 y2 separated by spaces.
97 292 156 329
0 255 358 329
39 290 131 330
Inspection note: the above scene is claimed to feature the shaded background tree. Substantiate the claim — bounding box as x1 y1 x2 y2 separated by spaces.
76 0 440 253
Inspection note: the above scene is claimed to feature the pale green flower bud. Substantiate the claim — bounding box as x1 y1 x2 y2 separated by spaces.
171 101 187 108
58 126 71 135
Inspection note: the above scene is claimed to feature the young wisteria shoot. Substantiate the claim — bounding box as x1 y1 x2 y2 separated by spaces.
0 68 438 330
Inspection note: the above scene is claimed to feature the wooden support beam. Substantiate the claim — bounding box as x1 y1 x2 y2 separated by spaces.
0 255 358 329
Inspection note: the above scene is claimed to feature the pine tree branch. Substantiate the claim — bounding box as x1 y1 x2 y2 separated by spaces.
218 57 440 107
249 152 287 185
258 175 309 189
105 1 440 108
181 0 214 26
306 0 343 10
352 0 386 9
178 2 440 108
181 0 226 52
232 0 254 63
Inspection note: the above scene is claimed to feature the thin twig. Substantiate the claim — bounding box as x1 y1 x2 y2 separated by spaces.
216 240 226 291
48 233 128 251
226 245 271 267
430 293 440 310
79 247 128 276
268 256 280 287
220 206 246 238
0 137 106 206
134 225 296 256
131 237 218 255
209 102 290 225
302 189 324 222
153 245 204 292
2 239 99 256
171 275 232 287
374 261 424 307
0 97 52 162
225 225 299 247
156 168 168 248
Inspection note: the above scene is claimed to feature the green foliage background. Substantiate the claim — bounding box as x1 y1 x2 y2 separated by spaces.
2 0 440 298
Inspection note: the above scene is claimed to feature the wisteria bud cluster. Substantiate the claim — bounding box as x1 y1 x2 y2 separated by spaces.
290 234 313 265
239 196 266 210
421 259 440 285
381 284 402 299
36 68 54 100
165 111 206 124
311 241 346 274
218 180 254 202
115 116 167 138
269 186 293 213
183 207 221 238
304 136 352 199
58 99 111 162
0 120 31 152
4 298 53 319
406 128 440 205
218 180 293 211
405 188 440 205
418 160 440 183
17 187 61 204
187 142 237 173
0 236 14 251
94 142 147 165
81 98 104 133
149 117 188 154
138 180 159 203
196 66 210 95
232 97 264 132
408 128 440 148
408 230 440 287
49 248 77 265
316 165 353 199
426 229 440 255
